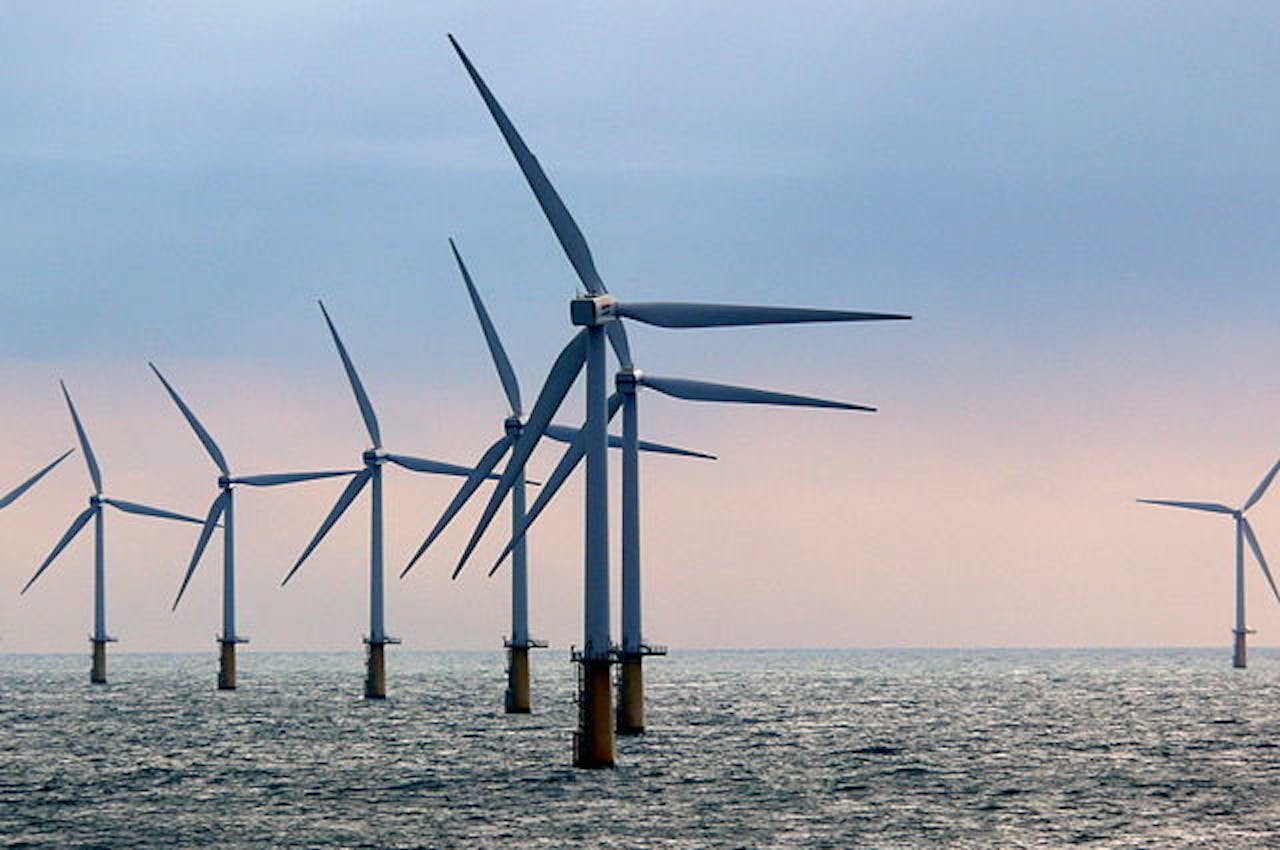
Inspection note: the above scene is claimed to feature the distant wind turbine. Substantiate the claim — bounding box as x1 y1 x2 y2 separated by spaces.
151 362 360 690
281 301 498 699
400 238 711 714
21 382 208 684
447 35 911 767
1139 459 1280 669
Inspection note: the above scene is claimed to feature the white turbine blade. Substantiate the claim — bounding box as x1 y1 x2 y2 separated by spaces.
640 374 873 412
615 302 911 328
0 449 74 510
385 453 500 479
448 35 607 296
230 470 360 487
452 330 588 579
400 435 512 579
60 381 103 494
606 321 633 370
282 468 372 585
450 238 522 416
488 393 625 576
102 498 207 525
318 301 382 449
1242 518 1280 606
1243 460 1280 513
149 362 230 476
543 423 715 460
1136 499 1236 515
173 491 228 610
22 506 95 594
630 434 716 460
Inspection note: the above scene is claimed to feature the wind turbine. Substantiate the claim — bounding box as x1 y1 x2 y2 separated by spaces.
483 364 874 734
280 300 498 699
1139 459 1280 669
21 382 208 684
150 362 360 690
400 238 712 714
1 450 74 513
447 35 911 767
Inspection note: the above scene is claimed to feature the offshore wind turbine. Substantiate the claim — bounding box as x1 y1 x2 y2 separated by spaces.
487 363 873 734
281 301 496 699
400 238 712 714
150 363 360 690
1139 459 1280 669
447 35 911 767
21 382 208 684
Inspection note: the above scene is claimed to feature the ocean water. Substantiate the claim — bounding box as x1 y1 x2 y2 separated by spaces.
3 648 1280 849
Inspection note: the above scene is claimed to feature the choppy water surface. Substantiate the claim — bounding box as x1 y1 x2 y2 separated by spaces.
3 648 1280 848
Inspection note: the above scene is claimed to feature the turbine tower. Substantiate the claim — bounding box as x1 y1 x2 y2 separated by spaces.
487 367 873 734
400 238 710 714
151 363 359 690
448 35 911 767
281 301 496 699
1139 459 1280 668
22 382 208 684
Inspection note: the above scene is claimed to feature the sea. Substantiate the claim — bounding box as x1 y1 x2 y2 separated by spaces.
2 648 1279 849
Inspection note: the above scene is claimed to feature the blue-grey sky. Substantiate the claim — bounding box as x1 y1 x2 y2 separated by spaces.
1 3 1279 652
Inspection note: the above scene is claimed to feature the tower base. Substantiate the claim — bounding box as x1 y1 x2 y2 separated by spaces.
1234 630 1248 669
506 646 531 713
574 656 615 768
616 657 645 735
218 641 238 690
90 640 108 685
365 641 387 699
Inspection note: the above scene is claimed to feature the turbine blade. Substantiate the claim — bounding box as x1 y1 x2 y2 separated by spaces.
448 35 607 296
60 381 102 494
450 238 522 416
318 301 382 449
400 435 512 578
230 470 360 487
102 498 208 525
22 506 95 594
1136 499 1236 515
488 393 625 576
0 449 74 510
615 301 911 329
544 423 714 460
452 330 588 579
149 362 230 476
173 491 228 610
543 424 576 445
1242 518 1280 606
639 374 873 412
630 434 716 460
606 321 633 370
1243 460 1280 513
282 468 372 585
385 453 500 479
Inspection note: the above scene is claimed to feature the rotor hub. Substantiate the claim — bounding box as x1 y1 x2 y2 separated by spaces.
615 368 642 392
569 295 617 327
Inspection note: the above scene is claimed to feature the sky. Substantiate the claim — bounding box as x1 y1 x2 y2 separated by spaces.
1 2 1278 653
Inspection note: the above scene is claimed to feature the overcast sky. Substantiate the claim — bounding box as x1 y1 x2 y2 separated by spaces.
2 2 1278 653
